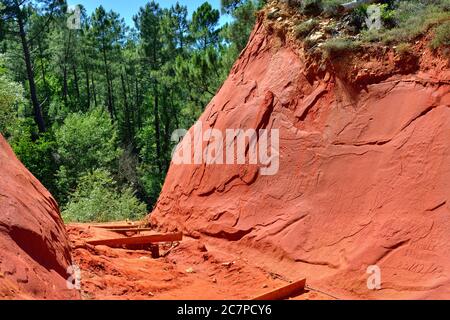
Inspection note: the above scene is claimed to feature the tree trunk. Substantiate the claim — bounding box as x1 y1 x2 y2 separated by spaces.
125 71 135 140
120 72 132 143
62 30 72 109
135 78 142 130
83 51 91 110
153 81 162 175
72 64 81 105
16 6 46 132
102 44 115 119
162 90 171 172
91 73 98 108
170 90 179 129
62 65 68 107
38 42 49 102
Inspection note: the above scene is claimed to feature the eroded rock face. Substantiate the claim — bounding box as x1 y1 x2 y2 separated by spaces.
152 16 450 299
0 135 79 299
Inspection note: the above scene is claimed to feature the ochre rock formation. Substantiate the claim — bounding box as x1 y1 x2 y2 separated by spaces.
151 13 450 300
0 135 79 299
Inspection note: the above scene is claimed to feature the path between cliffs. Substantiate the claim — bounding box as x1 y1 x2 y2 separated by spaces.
67 223 333 300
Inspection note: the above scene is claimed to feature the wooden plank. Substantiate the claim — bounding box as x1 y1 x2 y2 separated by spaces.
252 278 306 300
86 232 183 247
91 224 144 230
104 228 154 233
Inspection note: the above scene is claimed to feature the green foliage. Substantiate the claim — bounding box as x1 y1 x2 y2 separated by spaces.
10 122 59 195
322 0 347 17
295 18 319 39
285 0 348 16
292 1 450 47
361 1 450 44
0 74 23 136
54 107 122 201
175 46 224 101
379 3 397 28
191 2 221 50
0 54 23 136
348 2 397 31
440 0 450 11
430 20 450 49
301 0 324 16
321 37 360 58
222 0 259 52
62 169 147 223
395 42 412 55
221 0 263 14
137 163 164 206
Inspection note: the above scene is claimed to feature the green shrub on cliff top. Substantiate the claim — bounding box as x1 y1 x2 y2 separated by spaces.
292 1 450 48
361 1 450 45
294 18 319 38
430 20 450 49
322 37 360 57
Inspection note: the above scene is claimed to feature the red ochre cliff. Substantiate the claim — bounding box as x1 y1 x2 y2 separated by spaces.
0 135 79 299
151 13 450 299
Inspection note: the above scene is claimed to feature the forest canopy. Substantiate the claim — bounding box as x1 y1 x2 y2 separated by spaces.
0 0 262 221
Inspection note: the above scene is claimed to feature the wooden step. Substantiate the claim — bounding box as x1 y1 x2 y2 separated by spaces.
86 232 183 248
252 278 306 300
104 228 154 234
91 224 144 230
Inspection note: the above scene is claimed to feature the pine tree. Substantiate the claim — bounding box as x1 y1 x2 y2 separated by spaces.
0 0 65 132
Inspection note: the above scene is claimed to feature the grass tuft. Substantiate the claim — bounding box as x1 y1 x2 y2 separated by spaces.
321 37 360 58
294 18 319 39
430 20 450 49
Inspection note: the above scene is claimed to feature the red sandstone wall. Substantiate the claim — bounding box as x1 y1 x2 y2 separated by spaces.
0 135 79 299
151 17 450 299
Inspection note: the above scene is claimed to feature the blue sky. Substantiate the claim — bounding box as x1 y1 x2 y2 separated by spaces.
68 0 231 28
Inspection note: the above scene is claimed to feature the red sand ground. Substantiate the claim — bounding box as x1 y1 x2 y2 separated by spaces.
150 12 450 299
67 223 330 300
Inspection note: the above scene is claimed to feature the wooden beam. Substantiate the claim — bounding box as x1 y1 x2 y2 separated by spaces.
104 228 154 233
91 224 144 230
252 278 306 300
86 232 183 247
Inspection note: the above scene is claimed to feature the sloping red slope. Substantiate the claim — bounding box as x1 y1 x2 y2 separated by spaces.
0 135 79 299
151 15 450 299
